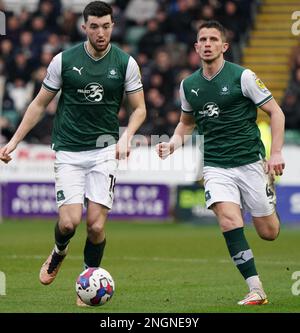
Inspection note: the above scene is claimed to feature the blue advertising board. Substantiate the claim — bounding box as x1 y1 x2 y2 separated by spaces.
276 186 300 223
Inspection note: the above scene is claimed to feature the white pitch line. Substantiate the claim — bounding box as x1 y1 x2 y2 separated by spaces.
1 255 298 266
218 259 298 266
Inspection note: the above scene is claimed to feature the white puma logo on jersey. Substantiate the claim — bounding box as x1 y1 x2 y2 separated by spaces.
72 66 83 75
191 88 200 96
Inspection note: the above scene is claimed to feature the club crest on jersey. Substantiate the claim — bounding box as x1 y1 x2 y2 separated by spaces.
199 102 220 118
77 82 104 102
220 85 230 95
56 190 65 202
107 67 119 79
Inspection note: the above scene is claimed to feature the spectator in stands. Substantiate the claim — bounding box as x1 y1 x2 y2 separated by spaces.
30 66 47 102
153 49 175 100
39 50 54 68
218 1 245 62
18 9 32 30
125 0 158 25
59 10 82 43
165 0 196 44
6 15 20 44
200 3 215 21
31 16 50 46
7 53 32 82
287 67 300 97
146 87 167 120
34 0 59 33
6 78 32 115
289 39 300 71
0 91 20 143
25 96 58 144
0 57 4 76
0 39 13 67
136 52 152 89
42 33 63 55
281 89 300 130
164 106 180 137
138 18 164 58
17 31 40 63
110 3 126 43
187 49 201 71
0 116 14 144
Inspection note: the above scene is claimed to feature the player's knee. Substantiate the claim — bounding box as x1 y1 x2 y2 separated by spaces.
60 222 76 235
255 213 280 241
219 220 237 232
59 215 80 234
217 212 243 232
258 227 279 241
259 233 276 241
87 222 105 236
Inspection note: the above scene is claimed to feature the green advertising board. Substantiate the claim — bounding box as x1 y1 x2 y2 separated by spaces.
175 184 217 224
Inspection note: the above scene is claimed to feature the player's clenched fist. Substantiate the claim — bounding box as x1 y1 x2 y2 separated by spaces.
0 141 16 164
155 142 175 160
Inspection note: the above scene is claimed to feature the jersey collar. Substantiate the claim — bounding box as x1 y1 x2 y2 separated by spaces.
200 60 225 81
84 42 111 61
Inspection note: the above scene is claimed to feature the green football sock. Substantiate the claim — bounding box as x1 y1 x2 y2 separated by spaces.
223 227 258 279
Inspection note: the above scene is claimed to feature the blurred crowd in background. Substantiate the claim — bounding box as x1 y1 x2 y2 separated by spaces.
0 0 298 145
282 42 300 131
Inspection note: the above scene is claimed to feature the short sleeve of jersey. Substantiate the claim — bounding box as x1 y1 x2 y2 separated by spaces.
180 80 193 112
42 53 62 92
241 69 273 107
125 56 143 94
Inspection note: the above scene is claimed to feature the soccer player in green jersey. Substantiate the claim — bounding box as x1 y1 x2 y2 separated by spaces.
157 20 285 305
0 1 146 306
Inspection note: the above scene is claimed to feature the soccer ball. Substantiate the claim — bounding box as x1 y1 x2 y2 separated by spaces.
75 267 115 306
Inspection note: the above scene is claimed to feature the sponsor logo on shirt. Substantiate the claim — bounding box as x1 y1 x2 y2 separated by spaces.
77 82 104 102
255 78 268 93
199 102 220 118
72 66 83 75
191 88 200 96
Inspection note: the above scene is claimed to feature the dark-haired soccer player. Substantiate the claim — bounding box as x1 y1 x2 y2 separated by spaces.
157 20 285 305
0 1 146 306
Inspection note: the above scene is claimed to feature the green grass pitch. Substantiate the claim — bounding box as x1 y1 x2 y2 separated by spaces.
0 219 299 313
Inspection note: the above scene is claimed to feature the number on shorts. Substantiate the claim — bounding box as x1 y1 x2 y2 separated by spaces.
109 174 116 193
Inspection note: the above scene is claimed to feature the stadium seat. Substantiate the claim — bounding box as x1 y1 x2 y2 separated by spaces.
242 0 299 122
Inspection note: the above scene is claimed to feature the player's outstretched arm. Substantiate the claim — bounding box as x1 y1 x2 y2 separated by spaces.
0 87 57 164
260 98 285 177
116 90 146 160
156 112 196 160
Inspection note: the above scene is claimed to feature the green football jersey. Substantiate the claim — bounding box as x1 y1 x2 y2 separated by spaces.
43 42 143 151
180 61 273 168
